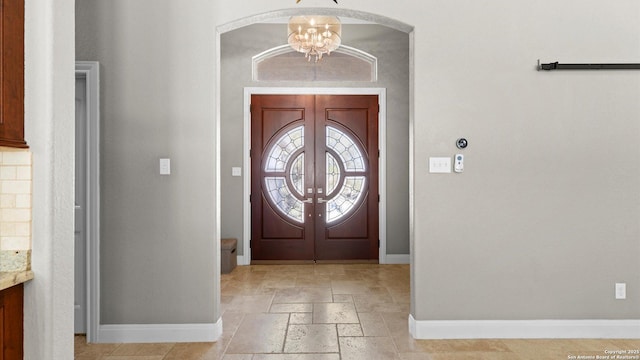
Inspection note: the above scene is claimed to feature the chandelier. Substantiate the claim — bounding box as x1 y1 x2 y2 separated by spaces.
288 15 342 62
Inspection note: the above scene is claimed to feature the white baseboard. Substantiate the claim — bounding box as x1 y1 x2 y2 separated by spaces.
409 315 640 339
237 255 408 265
237 255 248 265
97 317 222 343
384 254 410 264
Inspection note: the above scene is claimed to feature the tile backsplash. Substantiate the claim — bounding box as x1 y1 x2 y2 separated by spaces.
0 148 32 271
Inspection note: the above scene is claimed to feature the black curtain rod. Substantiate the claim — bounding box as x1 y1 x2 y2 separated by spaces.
538 61 640 71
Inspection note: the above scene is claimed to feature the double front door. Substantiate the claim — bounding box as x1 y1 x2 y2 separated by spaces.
251 94 379 261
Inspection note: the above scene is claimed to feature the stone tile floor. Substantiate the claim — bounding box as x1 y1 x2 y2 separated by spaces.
75 264 639 359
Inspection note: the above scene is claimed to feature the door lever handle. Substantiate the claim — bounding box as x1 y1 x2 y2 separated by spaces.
317 198 328 204
302 198 313 203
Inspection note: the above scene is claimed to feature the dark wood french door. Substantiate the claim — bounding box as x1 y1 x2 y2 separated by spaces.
251 94 379 261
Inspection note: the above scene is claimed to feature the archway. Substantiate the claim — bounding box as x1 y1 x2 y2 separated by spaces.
215 7 415 334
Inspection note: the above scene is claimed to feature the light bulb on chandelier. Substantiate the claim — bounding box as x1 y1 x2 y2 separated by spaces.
288 15 342 62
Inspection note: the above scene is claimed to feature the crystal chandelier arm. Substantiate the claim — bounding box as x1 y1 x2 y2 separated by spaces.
288 15 341 62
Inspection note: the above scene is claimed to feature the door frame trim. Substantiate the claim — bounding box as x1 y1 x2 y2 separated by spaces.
243 87 387 264
75 61 101 342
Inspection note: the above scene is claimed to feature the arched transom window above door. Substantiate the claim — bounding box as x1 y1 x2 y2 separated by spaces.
252 45 377 82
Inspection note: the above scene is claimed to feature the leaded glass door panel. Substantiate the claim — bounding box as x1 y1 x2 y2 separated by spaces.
314 95 379 261
251 95 316 261
251 94 378 262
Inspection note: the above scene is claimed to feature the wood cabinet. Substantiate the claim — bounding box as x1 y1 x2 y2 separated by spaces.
0 284 23 360
0 0 27 148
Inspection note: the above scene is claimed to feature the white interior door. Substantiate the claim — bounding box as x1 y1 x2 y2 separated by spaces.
74 75 87 334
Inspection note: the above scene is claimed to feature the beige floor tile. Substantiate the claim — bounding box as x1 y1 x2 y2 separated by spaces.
410 339 512 353
220 303 234 315
398 353 434 360
228 277 265 287
313 302 359 324
296 272 328 279
284 324 339 353
222 283 269 296
220 311 246 337
314 264 346 275
272 265 314 273
358 312 390 337
261 279 298 288
325 274 360 282
229 294 274 313
343 269 369 278
290 312 313 324
109 343 175 356
163 342 225 360
426 352 521 360
262 271 300 280
392 335 431 353
570 339 623 354
273 287 333 303
331 280 371 294
295 277 333 287
355 301 409 313
380 312 410 336
102 357 164 360
383 283 411 294
75 355 105 360
366 286 393 296
221 355 253 360
225 313 289 354
389 292 411 304
332 294 353 303
78 265 637 360
393 338 514 354
221 295 235 304
270 303 313 313
225 269 266 280
74 337 121 358
607 339 640 349
251 265 297 273
255 287 283 295
338 324 364 337
352 293 394 306
346 264 382 269
501 339 622 360
339 337 400 360
253 354 340 360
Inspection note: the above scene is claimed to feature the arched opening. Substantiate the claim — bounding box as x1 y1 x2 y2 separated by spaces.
216 7 415 340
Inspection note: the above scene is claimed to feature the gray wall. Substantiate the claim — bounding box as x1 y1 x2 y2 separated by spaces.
411 1 640 320
221 24 410 256
74 0 640 331
76 0 218 324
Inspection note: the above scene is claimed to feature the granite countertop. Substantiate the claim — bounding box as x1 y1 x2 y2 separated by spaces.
0 270 34 291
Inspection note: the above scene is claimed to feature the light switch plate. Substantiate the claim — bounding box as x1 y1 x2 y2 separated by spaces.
159 158 171 175
429 157 451 173
615 283 626 299
232 167 242 177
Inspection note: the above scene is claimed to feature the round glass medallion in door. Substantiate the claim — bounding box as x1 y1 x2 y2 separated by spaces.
324 126 367 223
263 125 305 223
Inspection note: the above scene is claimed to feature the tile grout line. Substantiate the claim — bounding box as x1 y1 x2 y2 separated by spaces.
334 323 343 360
220 312 247 357
379 309 402 356
332 278 344 360
281 305 293 354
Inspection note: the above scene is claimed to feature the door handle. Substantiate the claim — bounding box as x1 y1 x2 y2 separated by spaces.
317 198 328 204
302 198 313 203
